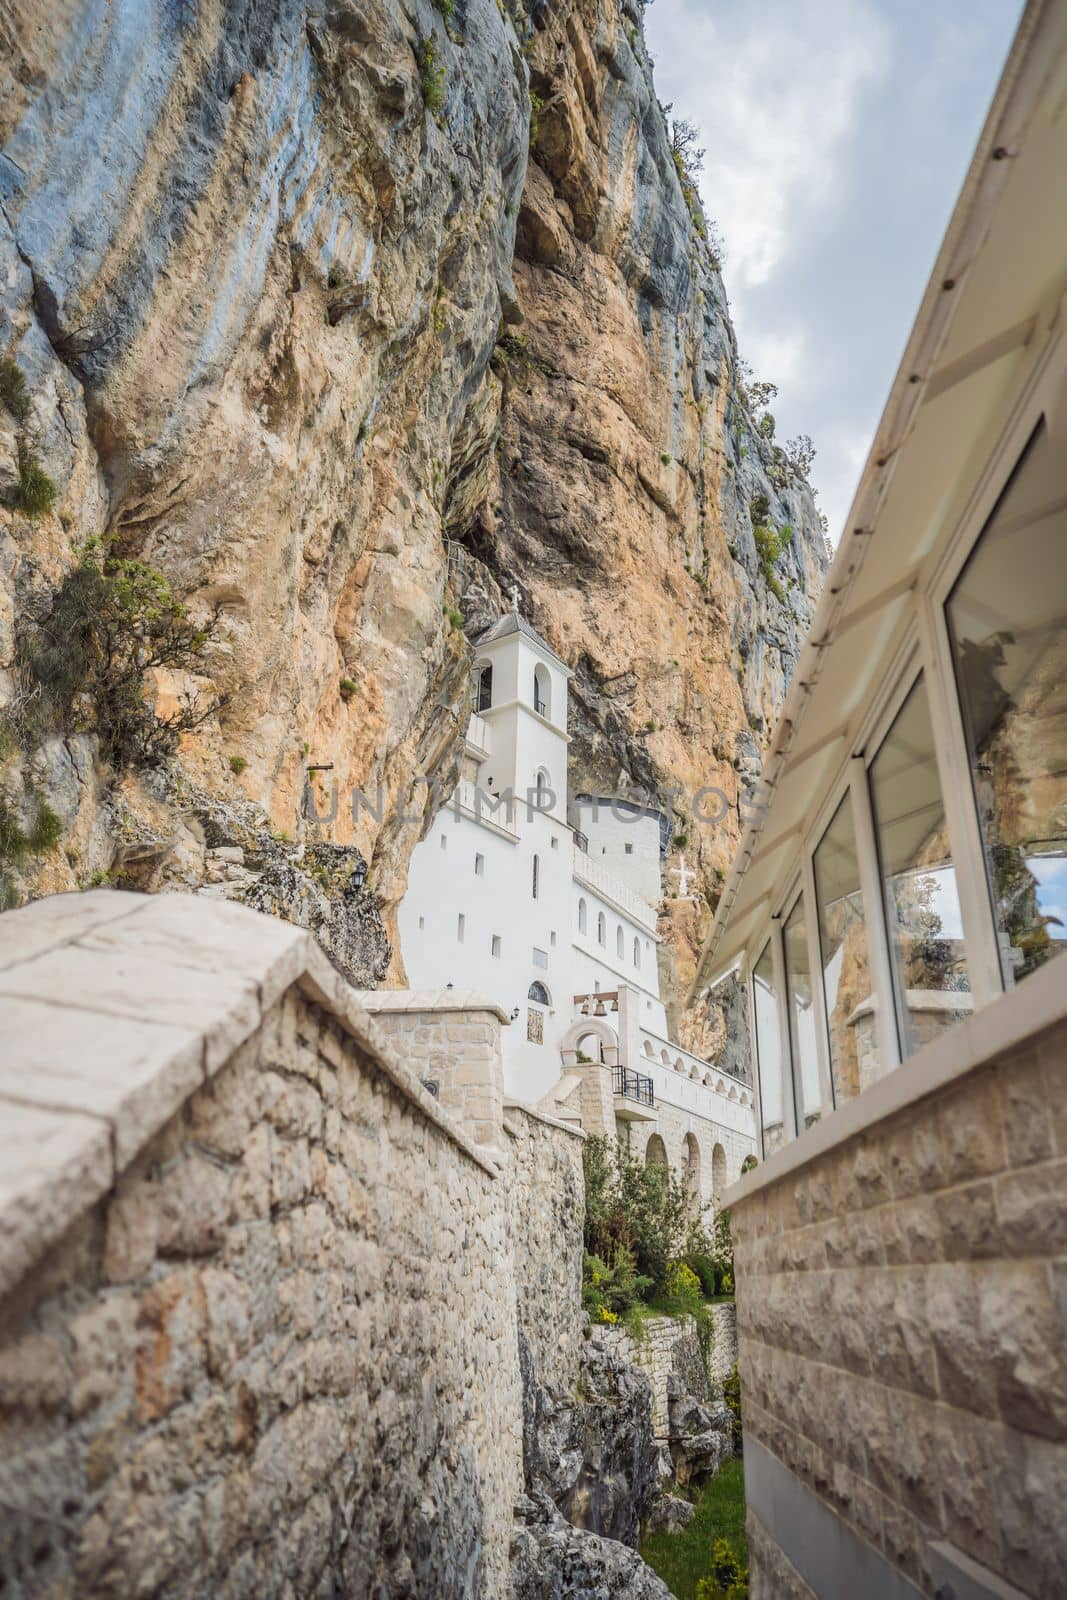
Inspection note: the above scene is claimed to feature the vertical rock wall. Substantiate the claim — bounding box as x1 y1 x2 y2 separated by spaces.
0 0 825 1033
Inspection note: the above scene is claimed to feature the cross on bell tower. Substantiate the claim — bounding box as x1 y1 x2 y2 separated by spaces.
510 584 521 614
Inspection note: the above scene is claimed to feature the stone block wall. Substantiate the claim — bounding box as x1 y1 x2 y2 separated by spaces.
354 989 508 1150
704 1303 738 1393
0 893 584 1600
505 1103 586 1397
731 1013 1067 1599
599 1315 711 1437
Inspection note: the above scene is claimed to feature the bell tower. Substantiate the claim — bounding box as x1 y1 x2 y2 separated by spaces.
469 608 571 821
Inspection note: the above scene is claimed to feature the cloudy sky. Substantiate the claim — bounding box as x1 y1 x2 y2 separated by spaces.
644 0 1024 540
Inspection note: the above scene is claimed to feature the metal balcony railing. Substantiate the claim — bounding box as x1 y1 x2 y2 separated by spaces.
612 1066 654 1107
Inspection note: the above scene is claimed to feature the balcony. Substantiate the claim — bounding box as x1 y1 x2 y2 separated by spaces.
612 1065 656 1120
464 713 491 760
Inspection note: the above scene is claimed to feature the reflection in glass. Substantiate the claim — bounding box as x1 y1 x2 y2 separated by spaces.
946 421 1067 985
813 793 873 1100
752 943 786 1154
869 676 972 1059
783 895 823 1127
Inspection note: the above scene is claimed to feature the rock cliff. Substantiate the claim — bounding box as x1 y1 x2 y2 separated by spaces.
0 0 825 1031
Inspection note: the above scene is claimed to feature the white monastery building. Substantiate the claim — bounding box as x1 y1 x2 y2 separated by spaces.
398 600 756 1204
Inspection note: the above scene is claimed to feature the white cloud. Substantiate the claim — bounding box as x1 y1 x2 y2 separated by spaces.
647 0 891 297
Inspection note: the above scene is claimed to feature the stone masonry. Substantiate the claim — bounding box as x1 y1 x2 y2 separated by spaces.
0 892 586 1599
597 1304 737 1439
730 1011 1067 1599
355 989 509 1152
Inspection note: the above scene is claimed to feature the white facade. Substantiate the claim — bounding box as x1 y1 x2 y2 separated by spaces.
398 608 757 1193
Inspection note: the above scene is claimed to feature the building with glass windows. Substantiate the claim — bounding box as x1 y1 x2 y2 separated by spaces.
694 3 1067 1595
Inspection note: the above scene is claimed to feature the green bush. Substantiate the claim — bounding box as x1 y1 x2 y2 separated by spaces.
685 1251 719 1299
228 754 248 776
529 89 544 147
723 1364 742 1435
659 1259 705 1315
0 357 30 423
693 1538 748 1598
14 440 57 518
13 539 220 770
582 1133 691 1295
0 789 63 869
582 1250 652 1324
418 38 446 115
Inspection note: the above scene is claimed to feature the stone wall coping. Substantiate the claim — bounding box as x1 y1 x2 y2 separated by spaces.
0 890 501 1299
353 987 512 1024
502 1097 586 1140
725 947 1067 1210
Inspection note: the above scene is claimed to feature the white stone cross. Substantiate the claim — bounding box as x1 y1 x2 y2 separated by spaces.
510 584 521 614
671 854 695 898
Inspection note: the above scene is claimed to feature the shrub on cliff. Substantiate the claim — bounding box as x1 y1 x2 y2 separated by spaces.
582 1133 690 1294
12 538 222 770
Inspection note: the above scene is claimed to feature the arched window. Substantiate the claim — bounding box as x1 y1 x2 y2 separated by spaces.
597 911 606 946
528 981 550 1005
578 898 588 933
616 925 625 958
532 854 540 900
533 665 551 719
533 769 552 812
476 662 493 712
633 937 641 968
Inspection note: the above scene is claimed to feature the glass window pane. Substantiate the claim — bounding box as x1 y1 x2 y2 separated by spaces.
869 675 972 1058
946 421 1067 985
783 895 823 1128
753 943 786 1154
813 792 874 1101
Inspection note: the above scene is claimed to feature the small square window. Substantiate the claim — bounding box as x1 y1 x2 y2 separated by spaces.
624 843 633 855
533 947 548 968
475 853 484 876
457 914 465 943
551 836 558 849
550 931 557 947
440 834 447 850
491 935 501 958
418 916 425 930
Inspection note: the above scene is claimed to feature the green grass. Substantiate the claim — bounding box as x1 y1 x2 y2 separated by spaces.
641 1457 747 1600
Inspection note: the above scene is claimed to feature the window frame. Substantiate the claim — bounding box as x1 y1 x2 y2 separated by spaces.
742 336 1066 1154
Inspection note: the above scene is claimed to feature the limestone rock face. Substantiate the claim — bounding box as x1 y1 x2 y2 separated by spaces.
510 1498 674 1600
0 0 824 1028
522 1334 661 1547
668 1389 735 1489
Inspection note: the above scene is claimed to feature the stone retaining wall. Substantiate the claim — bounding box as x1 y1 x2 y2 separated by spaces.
598 1312 717 1438
0 892 585 1600
731 1010 1067 1599
704 1303 738 1392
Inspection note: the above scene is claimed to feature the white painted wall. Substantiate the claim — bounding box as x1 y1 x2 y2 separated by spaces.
399 613 757 1147
574 797 665 907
